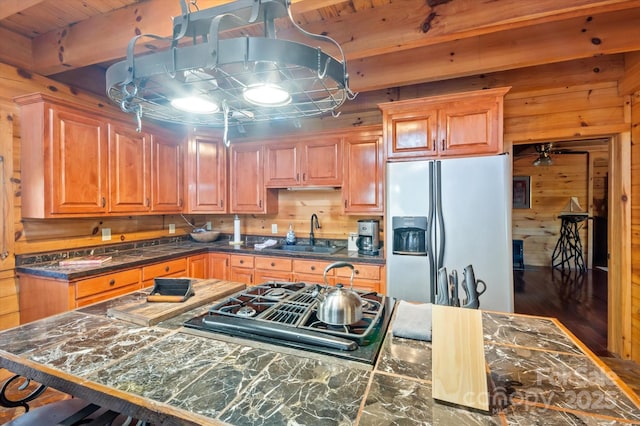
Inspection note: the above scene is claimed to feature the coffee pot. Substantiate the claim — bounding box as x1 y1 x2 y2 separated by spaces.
356 219 380 256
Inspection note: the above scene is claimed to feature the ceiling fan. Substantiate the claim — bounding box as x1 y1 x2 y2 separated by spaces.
514 142 590 167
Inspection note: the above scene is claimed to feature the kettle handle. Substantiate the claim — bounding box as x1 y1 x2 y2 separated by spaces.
323 261 355 289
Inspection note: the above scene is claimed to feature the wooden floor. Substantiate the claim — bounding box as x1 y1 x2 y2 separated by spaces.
1 266 638 423
513 266 609 356
514 265 640 397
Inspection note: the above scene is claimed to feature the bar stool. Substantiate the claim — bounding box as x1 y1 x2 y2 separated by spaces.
3 397 138 425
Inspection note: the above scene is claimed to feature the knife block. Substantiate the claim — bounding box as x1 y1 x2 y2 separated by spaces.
431 304 490 412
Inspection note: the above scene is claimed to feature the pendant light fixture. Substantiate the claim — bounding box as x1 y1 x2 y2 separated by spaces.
533 143 553 166
105 0 356 144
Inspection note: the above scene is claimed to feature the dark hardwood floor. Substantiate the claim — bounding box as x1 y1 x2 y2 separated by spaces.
513 266 609 356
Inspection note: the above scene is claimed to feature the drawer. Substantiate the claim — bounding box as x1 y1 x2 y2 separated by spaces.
293 259 335 276
335 263 380 280
255 256 292 272
75 268 141 299
141 258 187 281
230 255 254 269
76 282 141 307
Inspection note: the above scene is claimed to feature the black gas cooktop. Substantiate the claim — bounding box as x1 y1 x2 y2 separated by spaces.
184 282 395 364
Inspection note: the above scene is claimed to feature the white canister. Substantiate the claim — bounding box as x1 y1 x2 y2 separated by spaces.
233 215 241 243
348 232 358 251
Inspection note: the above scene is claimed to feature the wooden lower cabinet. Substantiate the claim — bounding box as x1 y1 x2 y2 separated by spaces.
292 259 335 286
141 258 188 288
187 254 208 279
229 255 254 285
209 253 229 280
254 256 292 283
335 262 384 293
18 268 142 323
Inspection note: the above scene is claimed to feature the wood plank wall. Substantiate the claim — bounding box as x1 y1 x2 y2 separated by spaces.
631 90 640 361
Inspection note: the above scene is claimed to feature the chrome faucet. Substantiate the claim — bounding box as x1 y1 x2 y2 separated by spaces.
310 213 321 246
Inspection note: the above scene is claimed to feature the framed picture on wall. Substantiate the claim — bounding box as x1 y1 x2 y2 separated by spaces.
513 176 531 209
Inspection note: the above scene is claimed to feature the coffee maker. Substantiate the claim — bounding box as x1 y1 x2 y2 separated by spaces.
356 220 381 256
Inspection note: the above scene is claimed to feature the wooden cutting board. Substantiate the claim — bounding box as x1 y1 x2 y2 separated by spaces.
431 304 490 412
107 279 245 326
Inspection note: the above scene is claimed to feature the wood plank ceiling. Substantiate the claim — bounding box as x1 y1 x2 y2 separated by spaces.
1 0 640 97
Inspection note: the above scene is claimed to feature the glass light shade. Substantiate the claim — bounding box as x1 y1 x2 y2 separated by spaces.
243 83 291 107
170 96 219 114
533 153 553 166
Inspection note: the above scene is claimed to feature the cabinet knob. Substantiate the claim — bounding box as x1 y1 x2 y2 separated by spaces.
355 269 360 275
109 279 115 286
270 262 275 267
165 266 170 272
240 260 244 264
310 266 316 271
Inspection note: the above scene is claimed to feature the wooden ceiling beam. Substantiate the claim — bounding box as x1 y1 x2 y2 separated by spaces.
0 26 32 70
294 0 640 61
0 0 45 21
347 7 640 92
28 0 341 75
29 0 640 77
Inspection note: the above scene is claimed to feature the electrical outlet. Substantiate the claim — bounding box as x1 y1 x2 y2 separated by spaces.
102 228 111 241
271 224 278 234
169 224 175 234
206 221 212 231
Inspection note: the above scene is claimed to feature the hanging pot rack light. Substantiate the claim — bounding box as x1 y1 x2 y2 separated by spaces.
105 0 356 145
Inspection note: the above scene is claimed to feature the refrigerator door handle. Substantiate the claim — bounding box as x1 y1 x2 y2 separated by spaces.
435 161 446 271
427 161 436 303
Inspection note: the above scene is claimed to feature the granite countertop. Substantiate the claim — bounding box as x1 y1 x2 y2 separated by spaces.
1 288 639 425
15 236 385 280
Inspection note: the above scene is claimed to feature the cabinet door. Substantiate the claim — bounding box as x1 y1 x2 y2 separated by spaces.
438 95 502 157
51 106 109 214
384 109 438 160
230 143 277 213
209 253 229 280
188 254 208 279
230 268 253 285
151 133 184 212
108 122 151 213
302 138 343 186
265 141 300 187
343 130 384 214
186 133 227 213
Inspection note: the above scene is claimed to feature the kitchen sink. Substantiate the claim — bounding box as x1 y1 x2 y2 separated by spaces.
273 244 342 254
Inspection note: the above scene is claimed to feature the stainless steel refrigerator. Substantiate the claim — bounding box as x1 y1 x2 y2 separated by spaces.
385 154 514 312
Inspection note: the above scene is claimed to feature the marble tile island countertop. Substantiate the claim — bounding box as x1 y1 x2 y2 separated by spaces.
1 289 640 425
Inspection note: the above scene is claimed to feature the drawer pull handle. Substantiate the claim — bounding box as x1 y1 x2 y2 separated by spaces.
109 279 116 286
355 270 360 275
165 266 170 272
240 260 244 265
310 266 315 271
270 262 275 267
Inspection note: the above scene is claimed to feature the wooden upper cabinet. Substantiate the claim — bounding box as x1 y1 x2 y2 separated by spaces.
265 137 342 188
150 132 184 212
384 108 438 160
343 128 384 214
15 93 109 217
185 132 227 213
230 142 277 214
108 122 151 213
380 87 510 160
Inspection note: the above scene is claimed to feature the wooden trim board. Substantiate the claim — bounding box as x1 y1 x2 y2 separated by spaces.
107 279 245 326
431 304 489 412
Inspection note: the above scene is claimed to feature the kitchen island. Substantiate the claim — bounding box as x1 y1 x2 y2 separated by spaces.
1 285 639 425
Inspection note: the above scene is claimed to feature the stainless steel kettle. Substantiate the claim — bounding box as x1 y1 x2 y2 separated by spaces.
315 261 363 325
